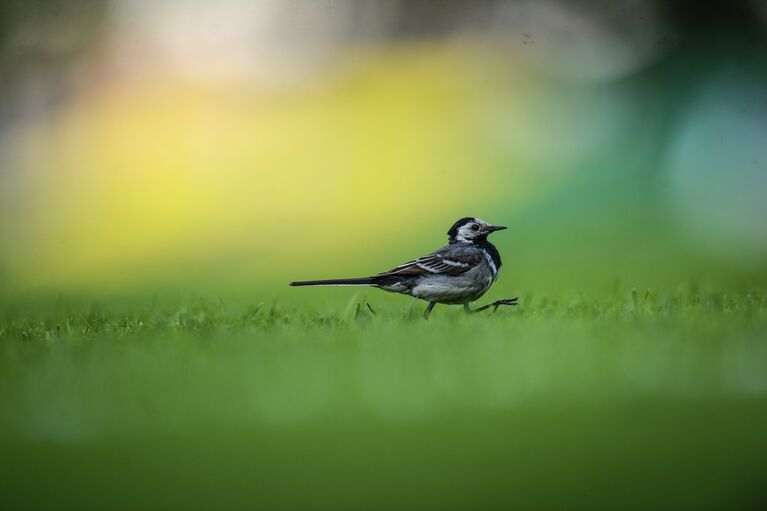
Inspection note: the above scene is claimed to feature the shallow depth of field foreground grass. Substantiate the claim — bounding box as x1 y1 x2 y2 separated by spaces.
1 289 767 510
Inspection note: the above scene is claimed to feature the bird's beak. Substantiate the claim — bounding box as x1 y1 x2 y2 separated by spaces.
488 225 507 232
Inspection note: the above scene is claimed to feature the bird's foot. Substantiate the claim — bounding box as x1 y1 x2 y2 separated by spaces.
488 298 519 312
466 297 519 314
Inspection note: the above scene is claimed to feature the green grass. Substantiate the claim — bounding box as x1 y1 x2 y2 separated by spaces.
2 289 767 510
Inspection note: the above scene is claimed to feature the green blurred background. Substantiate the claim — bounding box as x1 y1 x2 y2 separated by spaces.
2 1 767 509
1 0 766 298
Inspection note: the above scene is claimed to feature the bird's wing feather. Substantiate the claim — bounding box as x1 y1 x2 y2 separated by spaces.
378 244 482 277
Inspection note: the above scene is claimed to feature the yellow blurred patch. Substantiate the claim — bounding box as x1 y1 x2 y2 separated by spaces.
2 45 539 289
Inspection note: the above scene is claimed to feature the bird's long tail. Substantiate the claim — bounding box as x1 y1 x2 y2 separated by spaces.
290 277 377 287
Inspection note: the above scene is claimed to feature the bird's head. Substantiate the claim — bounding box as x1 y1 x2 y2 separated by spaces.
447 217 507 244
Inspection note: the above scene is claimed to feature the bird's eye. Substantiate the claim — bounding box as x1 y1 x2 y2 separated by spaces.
471 224 480 231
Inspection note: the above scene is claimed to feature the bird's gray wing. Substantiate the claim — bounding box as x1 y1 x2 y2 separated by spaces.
378 244 482 277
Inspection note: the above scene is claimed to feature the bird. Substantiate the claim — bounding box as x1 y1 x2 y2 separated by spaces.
290 217 518 319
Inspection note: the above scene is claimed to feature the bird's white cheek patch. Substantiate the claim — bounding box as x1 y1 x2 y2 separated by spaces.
455 232 470 242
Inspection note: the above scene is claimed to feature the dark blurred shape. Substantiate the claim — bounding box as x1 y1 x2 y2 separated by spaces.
663 0 767 39
0 0 106 128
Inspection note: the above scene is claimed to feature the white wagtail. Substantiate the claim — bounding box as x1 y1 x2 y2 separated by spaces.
290 217 518 319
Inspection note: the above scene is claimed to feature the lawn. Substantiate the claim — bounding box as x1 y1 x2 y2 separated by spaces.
2 289 766 510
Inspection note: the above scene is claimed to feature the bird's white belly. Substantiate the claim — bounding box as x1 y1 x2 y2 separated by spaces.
410 266 496 304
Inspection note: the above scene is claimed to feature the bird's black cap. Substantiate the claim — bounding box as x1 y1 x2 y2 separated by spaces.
447 217 475 239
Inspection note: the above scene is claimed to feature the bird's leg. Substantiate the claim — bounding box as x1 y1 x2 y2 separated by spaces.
407 298 419 319
423 302 437 320
464 297 519 314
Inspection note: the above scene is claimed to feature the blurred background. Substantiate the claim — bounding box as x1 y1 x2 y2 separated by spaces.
1 0 767 298
3 3 767 510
